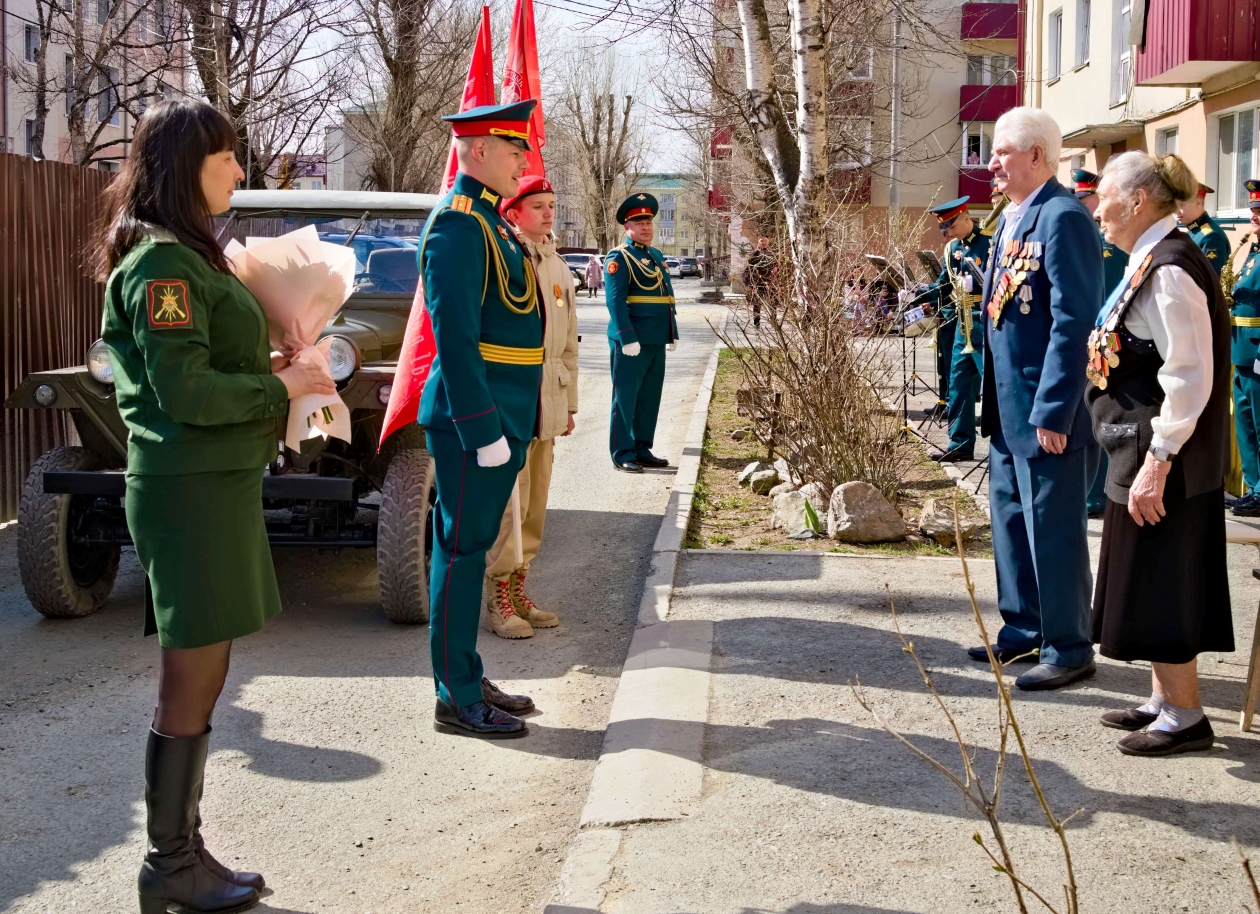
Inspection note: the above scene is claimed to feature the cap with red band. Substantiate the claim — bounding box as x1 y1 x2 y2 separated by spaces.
442 100 538 151
1071 168 1099 198
500 175 554 215
1247 179 1260 208
616 192 659 225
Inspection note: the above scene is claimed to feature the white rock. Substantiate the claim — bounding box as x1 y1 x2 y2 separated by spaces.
798 481 828 509
918 497 983 547
768 481 798 498
749 468 780 495
771 490 810 535
730 427 753 441
738 461 773 486
773 457 801 486
827 481 906 543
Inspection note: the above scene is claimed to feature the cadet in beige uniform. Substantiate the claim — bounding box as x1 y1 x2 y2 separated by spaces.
483 175 580 638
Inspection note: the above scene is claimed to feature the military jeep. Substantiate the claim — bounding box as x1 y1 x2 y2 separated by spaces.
4 190 441 625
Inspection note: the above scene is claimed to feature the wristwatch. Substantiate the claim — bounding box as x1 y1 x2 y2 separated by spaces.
1148 444 1172 463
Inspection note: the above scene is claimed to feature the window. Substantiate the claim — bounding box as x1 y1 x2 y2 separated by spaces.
24 25 39 63
846 47 874 80
65 55 76 116
1070 153 1085 171
659 194 676 222
1048 10 1063 80
97 67 120 126
136 80 149 116
97 0 109 23
961 122 994 167
1156 127 1178 156
966 55 1017 86
1218 109 1258 212
834 116 874 168
1075 0 1090 67
1111 0 1132 106
97 160 120 174
680 248 689 257
24 119 37 157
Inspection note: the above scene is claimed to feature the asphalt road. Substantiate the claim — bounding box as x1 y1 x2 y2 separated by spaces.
0 281 724 914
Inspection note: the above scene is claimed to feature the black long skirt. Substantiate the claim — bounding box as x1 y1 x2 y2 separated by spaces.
1090 473 1233 664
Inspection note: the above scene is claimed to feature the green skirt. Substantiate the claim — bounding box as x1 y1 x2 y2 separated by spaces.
126 469 282 649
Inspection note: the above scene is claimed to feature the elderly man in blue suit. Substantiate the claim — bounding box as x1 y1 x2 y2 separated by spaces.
970 107 1103 690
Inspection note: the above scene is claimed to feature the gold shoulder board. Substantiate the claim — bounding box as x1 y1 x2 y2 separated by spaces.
451 195 473 214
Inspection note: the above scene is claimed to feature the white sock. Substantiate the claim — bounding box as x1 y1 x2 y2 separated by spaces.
1149 703 1205 733
1136 694 1165 716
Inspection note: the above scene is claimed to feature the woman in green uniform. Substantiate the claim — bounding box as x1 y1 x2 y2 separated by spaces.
94 100 333 914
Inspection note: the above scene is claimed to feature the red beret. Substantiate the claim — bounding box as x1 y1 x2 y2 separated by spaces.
500 175 554 215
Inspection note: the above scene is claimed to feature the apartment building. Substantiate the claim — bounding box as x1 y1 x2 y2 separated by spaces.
1029 0 1260 243
634 173 707 259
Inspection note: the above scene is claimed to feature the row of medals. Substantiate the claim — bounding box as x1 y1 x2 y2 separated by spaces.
1086 253 1152 391
988 240 1043 326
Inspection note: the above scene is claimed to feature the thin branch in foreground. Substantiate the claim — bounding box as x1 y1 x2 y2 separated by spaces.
1236 838 1260 912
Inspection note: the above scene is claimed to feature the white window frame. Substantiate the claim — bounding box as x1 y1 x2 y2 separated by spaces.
1048 9 1063 81
846 47 874 81
24 118 37 157
1075 0 1090 67
1111 0 1132 106
1215 106 1259 216
961 122 994 168
24 25 40 64
1155 127 1179 157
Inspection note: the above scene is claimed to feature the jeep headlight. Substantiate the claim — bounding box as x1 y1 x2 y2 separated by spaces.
324 335 359 382
87 339 114 385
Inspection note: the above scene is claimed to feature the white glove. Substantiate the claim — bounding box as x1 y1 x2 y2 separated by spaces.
1255 358 1260 375
897 290 912 304
963 275 974 293
666 342 677 351
622 341 642 357
476 435 511 468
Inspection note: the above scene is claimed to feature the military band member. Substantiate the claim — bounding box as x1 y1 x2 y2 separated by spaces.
1178 182 1231 276
1229 180 1260 516
605 193 680 472
1073 169 1129 515
418 100 543 738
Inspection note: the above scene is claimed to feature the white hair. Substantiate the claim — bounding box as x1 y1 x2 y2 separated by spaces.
1100 150 1198 215
993 107 1062 166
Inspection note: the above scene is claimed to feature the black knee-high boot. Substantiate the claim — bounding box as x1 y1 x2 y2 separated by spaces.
138 728 259 914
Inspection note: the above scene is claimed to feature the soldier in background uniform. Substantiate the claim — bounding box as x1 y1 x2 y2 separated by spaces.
1073 168 1129 516
605 193 680 472
1228 180 1260 516
418 100 544 738
1178 182 1231 277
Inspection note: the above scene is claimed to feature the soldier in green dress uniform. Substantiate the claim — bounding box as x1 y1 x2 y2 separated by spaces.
1073 169 1130 515
1228 180 1260 516
1178 182 1232 277
605 193 680 472
417 100 543 736
97 100 335 914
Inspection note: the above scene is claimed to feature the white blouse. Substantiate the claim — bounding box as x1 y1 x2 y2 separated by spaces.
1120 214 1214 455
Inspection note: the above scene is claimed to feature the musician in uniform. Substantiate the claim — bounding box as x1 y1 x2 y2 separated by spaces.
1073 169 1129 515
605 193 680 472
1228 180 1260 517
418 100 543 738
1178 182 1231 276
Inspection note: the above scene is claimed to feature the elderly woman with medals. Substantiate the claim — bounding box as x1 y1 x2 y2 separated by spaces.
1087 152 1234 757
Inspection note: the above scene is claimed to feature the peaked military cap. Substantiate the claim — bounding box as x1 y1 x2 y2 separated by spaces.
1071 169 1100 198
1197 182 1214 197
442 100 538 150
928 196 969 232
989 176 1003 199
1247 179 1260 209
617 193 659 225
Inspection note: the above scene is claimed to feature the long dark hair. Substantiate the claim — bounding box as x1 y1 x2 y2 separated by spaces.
93 99 238 278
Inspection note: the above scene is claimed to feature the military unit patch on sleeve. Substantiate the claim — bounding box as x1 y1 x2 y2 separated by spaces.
146 280 192 329
451 195 473 214
607 259 619 274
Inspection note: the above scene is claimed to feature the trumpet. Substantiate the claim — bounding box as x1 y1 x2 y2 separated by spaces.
950 264 979 355
979 194 1010 236
1222 232 1251 308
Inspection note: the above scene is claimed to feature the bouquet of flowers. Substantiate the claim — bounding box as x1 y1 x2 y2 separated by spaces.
224 226 358 451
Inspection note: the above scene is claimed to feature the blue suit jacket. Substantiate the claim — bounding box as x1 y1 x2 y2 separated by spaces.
980 178 1102 458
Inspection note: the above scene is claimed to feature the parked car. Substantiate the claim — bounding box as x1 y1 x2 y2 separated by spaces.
562 252 594 291
664 257 681 278
4 189 441 626
679 257 701 277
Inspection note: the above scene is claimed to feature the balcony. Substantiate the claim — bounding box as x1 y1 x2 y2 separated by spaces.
962 2 1019 41
1135 0 1260 86
959 168 995 201
959 84 1019 122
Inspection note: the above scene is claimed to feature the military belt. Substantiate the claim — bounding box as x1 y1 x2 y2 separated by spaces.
1231 316 1260 328
479 342 545 365
626 295 675 304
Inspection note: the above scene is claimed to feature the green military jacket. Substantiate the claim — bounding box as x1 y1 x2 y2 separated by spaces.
1185 212 1231 278
417 172 543 449
101 231 289 475
604 238 679 346
1232 243 1260 367
909 226 991 322
1100 226 1129 299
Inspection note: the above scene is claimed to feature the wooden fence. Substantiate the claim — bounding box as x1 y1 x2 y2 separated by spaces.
0 154 112 523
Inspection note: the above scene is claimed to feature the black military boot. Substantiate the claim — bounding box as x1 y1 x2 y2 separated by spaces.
138 728 259 914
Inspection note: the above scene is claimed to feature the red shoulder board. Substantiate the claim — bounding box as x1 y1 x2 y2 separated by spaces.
147 280 192 329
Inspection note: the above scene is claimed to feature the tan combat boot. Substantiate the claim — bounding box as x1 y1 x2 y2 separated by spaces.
509 570 559 628
482 576 533 639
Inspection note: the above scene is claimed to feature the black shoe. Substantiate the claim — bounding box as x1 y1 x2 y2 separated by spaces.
967 644 1039 664
138 729 260 914
932 447 974 463
1232 494 1260 517
1117 717 1215 756
1100 707 1158 731
614 459 644 473
481 677 535 714
636 452 669 468
434 699 528 739
1014 659 1096 691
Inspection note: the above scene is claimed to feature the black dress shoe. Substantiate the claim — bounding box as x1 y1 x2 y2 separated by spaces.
614 459 644 473
1232 494 1260 517
1100 707 1158 731
635 452 669 468
932 447 974 463
434 699 528 739
1117 717 1214 756
1015 659 1096 691
967 644 1039 664
481 677 534 714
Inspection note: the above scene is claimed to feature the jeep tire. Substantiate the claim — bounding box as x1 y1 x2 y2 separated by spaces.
18 446 121 619
377 446 436 624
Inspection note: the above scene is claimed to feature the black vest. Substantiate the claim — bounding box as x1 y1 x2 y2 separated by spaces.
1085 230 1230 502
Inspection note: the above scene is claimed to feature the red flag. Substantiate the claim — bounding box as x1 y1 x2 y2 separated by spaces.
379 7 496 450
502 0 546 178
